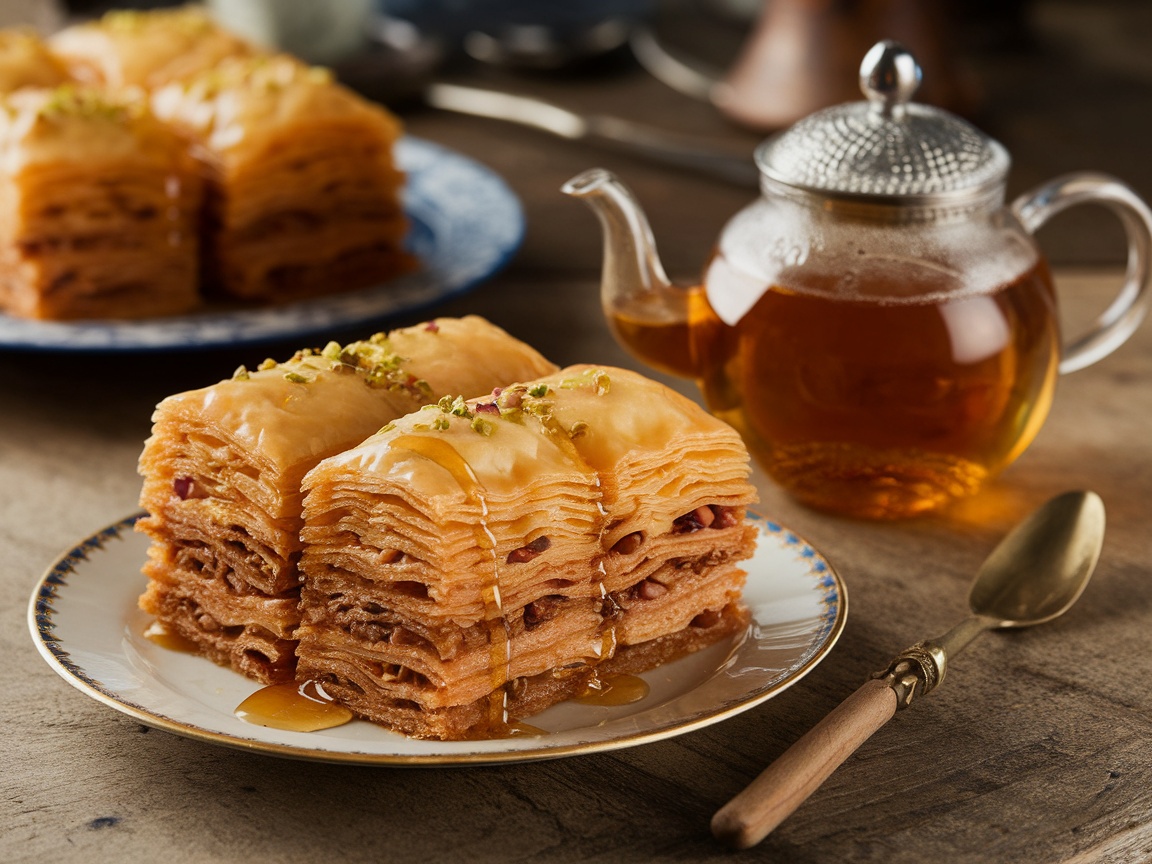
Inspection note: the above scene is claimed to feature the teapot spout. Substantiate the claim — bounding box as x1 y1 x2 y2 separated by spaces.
562 169 698 377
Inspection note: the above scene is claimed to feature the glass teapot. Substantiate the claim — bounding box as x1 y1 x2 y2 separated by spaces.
564 41 1152 520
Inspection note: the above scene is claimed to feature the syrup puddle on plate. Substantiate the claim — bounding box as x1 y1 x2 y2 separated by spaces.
234 680 354 732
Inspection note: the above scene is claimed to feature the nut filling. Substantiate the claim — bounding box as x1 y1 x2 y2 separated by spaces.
507 535 551 564
672 505 738 534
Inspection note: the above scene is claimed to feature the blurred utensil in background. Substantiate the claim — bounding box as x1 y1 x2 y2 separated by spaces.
633 0 978 130
423 82 759 188
331 10 760 189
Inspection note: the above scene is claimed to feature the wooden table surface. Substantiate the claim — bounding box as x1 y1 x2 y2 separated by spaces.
4 4 1152 863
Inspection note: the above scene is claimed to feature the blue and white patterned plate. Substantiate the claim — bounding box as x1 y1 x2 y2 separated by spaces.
28 511 846 765
0 137 522 352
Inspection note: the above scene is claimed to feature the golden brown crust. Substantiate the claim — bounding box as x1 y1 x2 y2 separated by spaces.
0 87 201 320
298 365 759 738
148 55 408 302
303 602 751 740
48 7 255 91
0 30 70 93
136 317 559 683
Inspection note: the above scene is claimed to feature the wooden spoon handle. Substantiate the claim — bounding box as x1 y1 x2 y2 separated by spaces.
711 677 899 849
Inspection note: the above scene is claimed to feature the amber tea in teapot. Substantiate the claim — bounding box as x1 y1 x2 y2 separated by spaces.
615 259 1060 519
569 41 1152 519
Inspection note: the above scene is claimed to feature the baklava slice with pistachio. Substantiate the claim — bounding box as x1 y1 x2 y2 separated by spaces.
136 316 556 683
297 365 758 740
0 86 201 320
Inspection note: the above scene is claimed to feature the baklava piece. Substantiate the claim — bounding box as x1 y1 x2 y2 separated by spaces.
298 365 759 739
136 316 557 683
150 54 410 303
0 86 200 320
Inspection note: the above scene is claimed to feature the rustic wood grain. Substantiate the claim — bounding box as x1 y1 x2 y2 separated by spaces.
4 3 1152 862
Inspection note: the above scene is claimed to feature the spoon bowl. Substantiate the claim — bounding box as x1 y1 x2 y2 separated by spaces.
969 490 1105 626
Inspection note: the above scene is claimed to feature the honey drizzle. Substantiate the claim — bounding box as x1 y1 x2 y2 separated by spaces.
234 679 354 732
142 620 199 653
530 399 618 670
575 672 650 706
389 434 513 732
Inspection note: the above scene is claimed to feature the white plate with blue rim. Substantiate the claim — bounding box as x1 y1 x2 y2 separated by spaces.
28 511 846 765
0 137 522 352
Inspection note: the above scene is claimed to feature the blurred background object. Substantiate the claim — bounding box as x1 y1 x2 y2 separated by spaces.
205 0 375 64
0 0 65 31
645 0 980 130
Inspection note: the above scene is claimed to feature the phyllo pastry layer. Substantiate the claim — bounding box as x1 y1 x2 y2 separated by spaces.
136 316 557 683
48 7 255 91
0 30 70 94
150 54 409 303
0 86 201 320
298 365 759 739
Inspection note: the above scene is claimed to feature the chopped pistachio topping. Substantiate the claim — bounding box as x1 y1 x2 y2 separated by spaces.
283 371 309 384
257 358 277 371
528 383 550 398
378 422 396 435
560 369 611 395
232 365 250 381
471 417 494 437
38 85 141 123
101 8 215 35
306 66 334 85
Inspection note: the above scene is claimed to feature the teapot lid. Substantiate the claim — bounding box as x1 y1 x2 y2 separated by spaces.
755 41 1009 210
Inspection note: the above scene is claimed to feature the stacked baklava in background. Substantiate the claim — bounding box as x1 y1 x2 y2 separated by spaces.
0 7 409 321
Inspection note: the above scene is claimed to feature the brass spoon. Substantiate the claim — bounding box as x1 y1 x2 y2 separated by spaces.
712 490 1106 849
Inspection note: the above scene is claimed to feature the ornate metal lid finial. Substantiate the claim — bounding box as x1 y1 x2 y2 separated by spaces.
859 40 922 120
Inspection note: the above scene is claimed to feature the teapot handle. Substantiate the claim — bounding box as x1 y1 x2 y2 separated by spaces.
1011 173 1152 374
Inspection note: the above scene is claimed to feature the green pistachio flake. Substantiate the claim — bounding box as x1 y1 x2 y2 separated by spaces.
258 358 277 371
321 341 343 361
39 85 139 124
433 417 451 431
569 420 589 438
412 422 431 432
232 365 250 381
528 384 549 398
560 369 611 395
498 406 524 424
378 422 396 434
306 66 334 85
471 417 494 436
283 371 309 384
